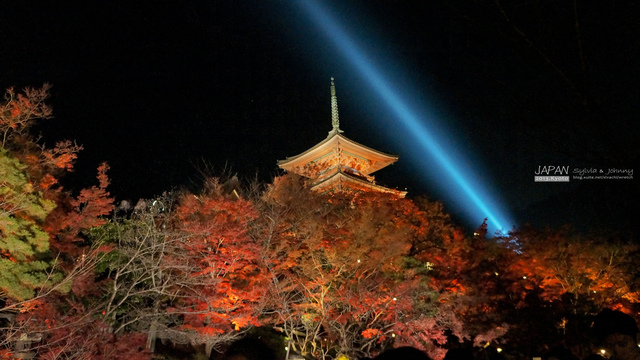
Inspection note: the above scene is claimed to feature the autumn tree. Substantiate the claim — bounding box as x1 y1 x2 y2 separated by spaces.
171 178 266 356
83 184 264 357
2 88 261 359
403 218 510 357
0 85 109 304
502 228 640 310
490 227 640 356
417 224 640 359
0 85 118 359
0 85 59 303
255 175 457 360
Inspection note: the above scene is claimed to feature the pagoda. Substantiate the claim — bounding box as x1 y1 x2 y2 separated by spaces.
277 78 406 197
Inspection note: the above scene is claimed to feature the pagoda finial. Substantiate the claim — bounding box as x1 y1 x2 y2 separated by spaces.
330 77 343 134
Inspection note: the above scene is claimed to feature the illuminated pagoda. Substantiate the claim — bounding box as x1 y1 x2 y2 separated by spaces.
278 78 406 197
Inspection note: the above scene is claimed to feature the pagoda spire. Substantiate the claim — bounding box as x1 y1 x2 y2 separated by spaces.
330 77 343 134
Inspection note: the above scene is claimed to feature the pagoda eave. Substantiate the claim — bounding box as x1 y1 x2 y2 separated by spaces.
311 171 406 198
277 132 398 175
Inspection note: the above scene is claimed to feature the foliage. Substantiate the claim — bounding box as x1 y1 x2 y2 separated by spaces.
0 86 61 302
0 85 117 359
85 185 265 356
0 148 56 300
172 179 265 354
493 227 640 356
502 227 640 311
0 85 52 149
2 86 638 359
256 175 454 360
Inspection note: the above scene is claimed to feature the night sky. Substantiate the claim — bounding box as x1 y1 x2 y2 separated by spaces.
1 1 638 236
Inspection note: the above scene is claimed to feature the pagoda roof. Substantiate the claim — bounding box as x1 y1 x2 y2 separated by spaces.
277 130 399 175
311 169 407 197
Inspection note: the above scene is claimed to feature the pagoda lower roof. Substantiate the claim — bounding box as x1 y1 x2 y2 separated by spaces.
311 170 407 197
277 131 399 175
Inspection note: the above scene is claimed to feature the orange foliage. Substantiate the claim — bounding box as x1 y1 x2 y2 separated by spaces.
257 175 451 359
43 163 114 257
1 85 122 358
172 181 264 337
502 228 640 311
362 328 382 339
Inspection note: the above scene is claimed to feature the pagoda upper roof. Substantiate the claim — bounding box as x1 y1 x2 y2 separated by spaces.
277 130 399 176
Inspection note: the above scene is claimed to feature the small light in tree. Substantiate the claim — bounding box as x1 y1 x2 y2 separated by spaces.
600 349 606 355
391 333 396 338
285 347 289 351
496 348 503 353
357 259 361 263
593 290 597 293
522 276 527 279
494 272 499 276
393 297 397 301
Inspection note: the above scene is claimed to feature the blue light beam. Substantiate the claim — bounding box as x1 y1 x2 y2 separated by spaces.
297 0 515 234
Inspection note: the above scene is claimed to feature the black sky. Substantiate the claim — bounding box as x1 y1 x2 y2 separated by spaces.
1 1 639 236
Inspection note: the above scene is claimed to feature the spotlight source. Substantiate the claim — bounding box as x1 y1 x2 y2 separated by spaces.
296 0 515 234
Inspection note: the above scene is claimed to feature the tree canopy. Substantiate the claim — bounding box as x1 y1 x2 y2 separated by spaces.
1 86 638 360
